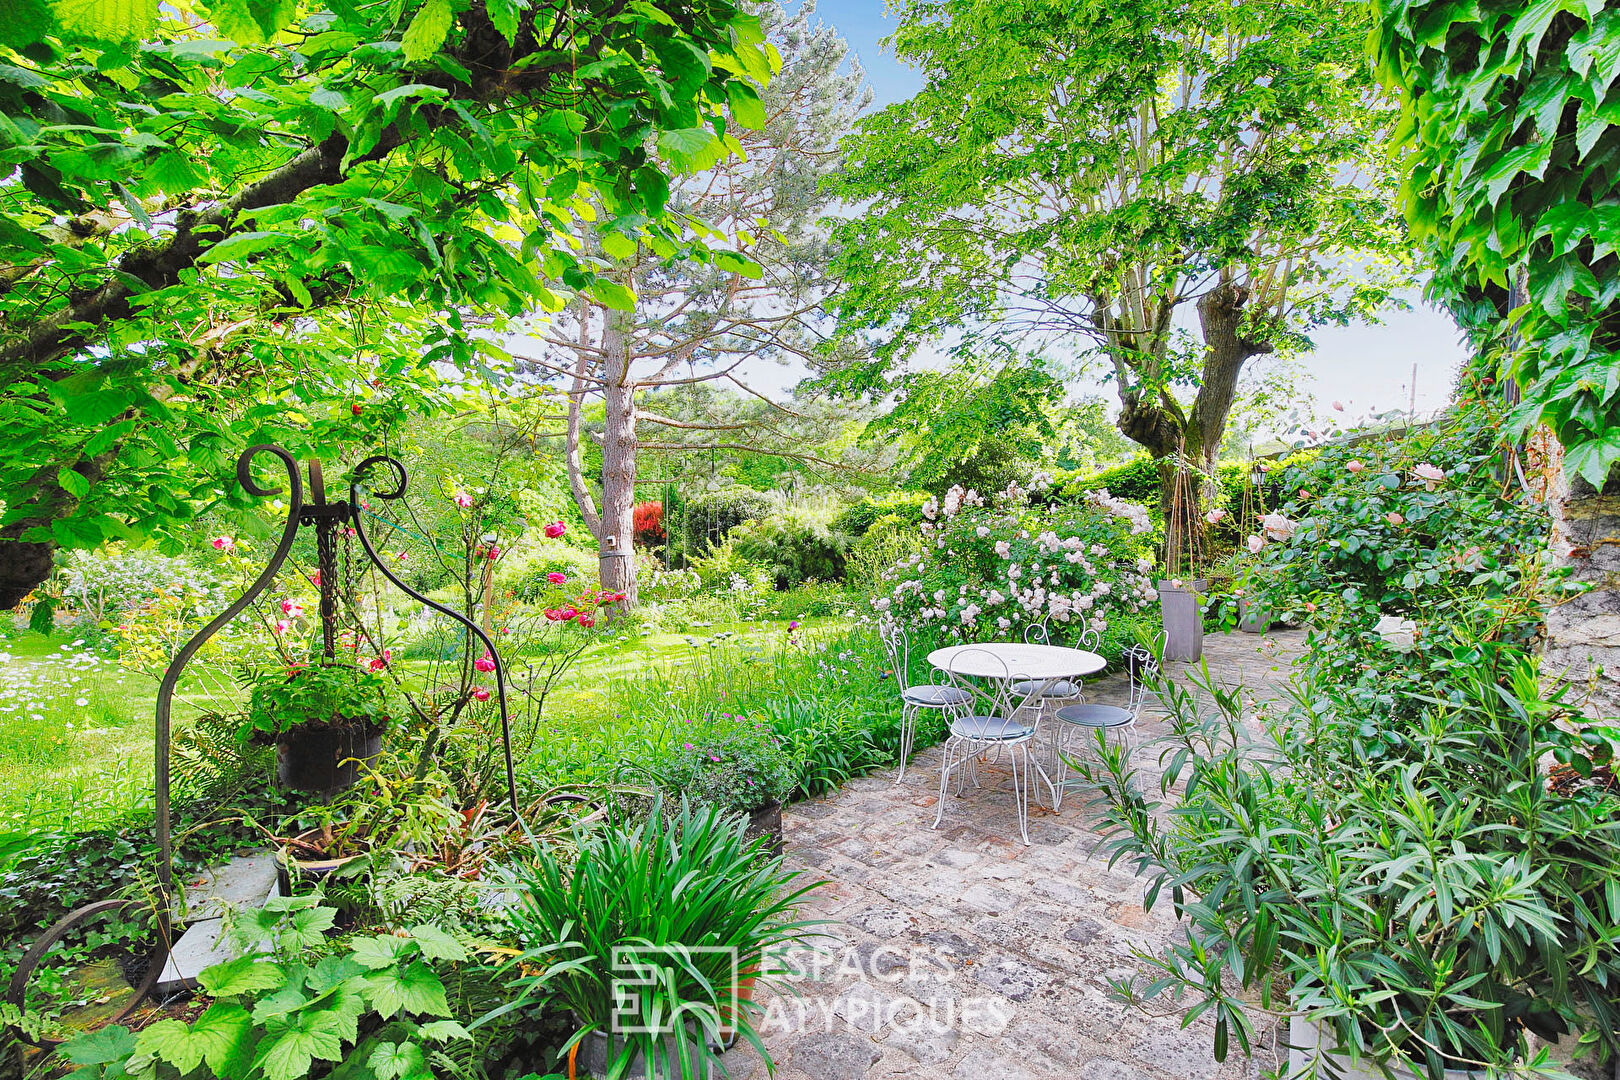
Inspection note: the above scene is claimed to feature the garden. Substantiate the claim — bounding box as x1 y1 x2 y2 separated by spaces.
2 0 1619 1078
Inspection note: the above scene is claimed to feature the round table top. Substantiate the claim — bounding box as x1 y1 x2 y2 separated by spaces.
927 642 1106 680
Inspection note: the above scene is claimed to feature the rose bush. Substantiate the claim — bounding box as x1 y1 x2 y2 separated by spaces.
872 480 1156 654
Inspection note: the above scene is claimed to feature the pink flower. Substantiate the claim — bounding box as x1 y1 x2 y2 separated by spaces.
367 649 392 672
547 572 567 584
311 570 321 586
1413 462 1445 489
1332 400 1345 411
788 620 801 631
474 652 496 672
453 491 473 508
1386 512 1405 525
472 686 491 702
272 619 290 634
543 609 561 621
1204 509 1227 525
1246 534 1265 554
1304 602 1317 613
485 546 500 560
395 551 408 562
1261 512 1296 541
543 521 567 538
280 599 303 618
577 614 595 628
1346 460 1366 474
560 606 578 621
210 536 234 552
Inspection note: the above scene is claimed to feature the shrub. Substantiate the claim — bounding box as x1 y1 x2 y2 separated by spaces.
631 716 798 816
632 501 665 546
728 506 852 589
872 480 1156 649
672 486 774 559
832 491 930 537
687 540 775 595
1087 644 1620 1078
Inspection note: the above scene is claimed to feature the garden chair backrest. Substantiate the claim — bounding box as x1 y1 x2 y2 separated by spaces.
1023 622 1050 646
878 620 915 689
1123 631 1166 715
943 648 1028 724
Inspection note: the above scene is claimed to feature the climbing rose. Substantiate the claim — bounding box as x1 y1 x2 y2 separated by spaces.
485 546 500 560
280 599 304 618
368 650 392 672
1261 512 1296 541
544 521 567 538
210 536 234 551
1413 463 1445 489
272 619 290 634
560 606 578 620
578 614 595 628
547 572 567 584
474 652 497 672
1204 509 1227 525
1346 460 1365 474
472 686 491 702
452 491 473 508
1247 534 1265 554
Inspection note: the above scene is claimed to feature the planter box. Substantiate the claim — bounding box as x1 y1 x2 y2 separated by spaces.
576 1028 719 1079
1237 597 1274 634
1157 579 1208 662
1287 1014 1484 1080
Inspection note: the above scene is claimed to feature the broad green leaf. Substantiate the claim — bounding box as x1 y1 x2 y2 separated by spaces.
48 0 155 42
401 0 453 63
418 1019 472 1042
408 924 466 962
599 231 638 259
198 956 286 997
308 86 349 111
135 1004 251 1075
589 278 637 310
486 0 527 43
350 933 416 970
62 1026 137 1066
198 231 284 266
364 961 450 1018
725 81 767 130
252 1011 345 1080
62 388 132 427
58 469 89 498
367 1040 427 1080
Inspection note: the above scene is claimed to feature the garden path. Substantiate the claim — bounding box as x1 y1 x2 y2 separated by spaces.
726 629 1306 1080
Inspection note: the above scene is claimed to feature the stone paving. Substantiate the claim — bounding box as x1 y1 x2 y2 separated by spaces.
730 630 1306 1080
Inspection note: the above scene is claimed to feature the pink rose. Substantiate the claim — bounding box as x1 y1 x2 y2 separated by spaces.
210 536 234 551
560 606 578 620
280 599 304 618
1261 512 1296 541
367 649 392 672
1246 534 1265 553
272 619 290 634
547 571 567 584
1204 509 1227 525
471 686 491 702
543 521 567 538
486 546 500 560
474 653 496 672
544 608 561 621
577 614 595 628
1346 460 1365 474
1413 463 1445 489
453 491 473 508
1386 512 1404 525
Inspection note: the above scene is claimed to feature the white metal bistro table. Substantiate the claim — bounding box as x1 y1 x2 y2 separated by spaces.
927 642 1107 813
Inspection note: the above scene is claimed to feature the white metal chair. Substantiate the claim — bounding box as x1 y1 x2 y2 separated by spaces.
878 621 971 782
1011 622 1086 717
932 648 1052 846
1050 632 1163 809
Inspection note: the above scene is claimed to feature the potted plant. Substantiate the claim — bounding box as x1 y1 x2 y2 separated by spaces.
1082 642 1620 1080
637 719 798 857
501 800 825 1079
242 661 395 792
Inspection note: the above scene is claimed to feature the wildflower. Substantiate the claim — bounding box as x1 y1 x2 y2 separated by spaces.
547 571 567 584
544 521 567 538
453 491 474 508
788 620 801 631
474 652 497 672
395 551 408 562
1413 462 1445 489
472 686 491 702
280 599 304 618
210 536 235 552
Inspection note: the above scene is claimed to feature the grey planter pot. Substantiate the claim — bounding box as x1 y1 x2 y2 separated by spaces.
1236 597 1273 634
1157 579 1207 662
1287 1014 1485 1080
576 1028 718 1079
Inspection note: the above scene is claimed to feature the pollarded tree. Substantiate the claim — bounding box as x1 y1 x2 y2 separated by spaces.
0 0 774 609
826 0 1410 505
511 0 869 604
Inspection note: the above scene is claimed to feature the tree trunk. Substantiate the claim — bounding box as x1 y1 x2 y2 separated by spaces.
1192 281 1265 479
598 306 638 607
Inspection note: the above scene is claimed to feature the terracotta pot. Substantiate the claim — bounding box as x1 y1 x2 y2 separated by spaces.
744 800 783 858
717 963 760 1046
1157 579 1208 661
276 723 382 792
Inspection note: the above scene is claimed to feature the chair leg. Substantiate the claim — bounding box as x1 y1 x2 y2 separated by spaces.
1011 742 1030 846
933 739 955 829
1051 723 1069 812
895 703 914 784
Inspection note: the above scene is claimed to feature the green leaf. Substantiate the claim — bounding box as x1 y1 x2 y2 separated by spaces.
725 81 767 130
199 231 284 266
350 934 416 970
401 0 453 63
252 1010 345 1080
373 82 450 108
58 469 89 498
589 278 637 310
209 0 297 43
486 0 527 44
408 924 466 962
198 956 286 998
135 1004 251 1076
364 961 451 1019
47 0 155 42
308 86 348 111
599 231 637 259
62 388 131 427
62 1026 137 1066
418 1019 472 1042
656 126 720 171
367 1040 427 1080
28 597 56 635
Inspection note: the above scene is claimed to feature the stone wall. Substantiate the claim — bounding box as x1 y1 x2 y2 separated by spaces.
1542 458 1620 720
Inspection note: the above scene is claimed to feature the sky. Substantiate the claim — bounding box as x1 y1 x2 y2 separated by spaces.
795 0 1469 425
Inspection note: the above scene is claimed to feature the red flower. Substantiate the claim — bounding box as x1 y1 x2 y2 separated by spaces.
578 615 595 628
560 606 578 620
543 521 567 538
474 652 497 672
547 571 567 584
471 686 491 702
544 609 562 621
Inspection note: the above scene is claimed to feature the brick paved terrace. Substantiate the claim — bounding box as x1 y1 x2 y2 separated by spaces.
723 630 1306 1080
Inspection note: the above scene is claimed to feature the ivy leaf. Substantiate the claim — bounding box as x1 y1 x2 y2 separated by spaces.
401 0 452 63
199 957 286 998
408 924 466 962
